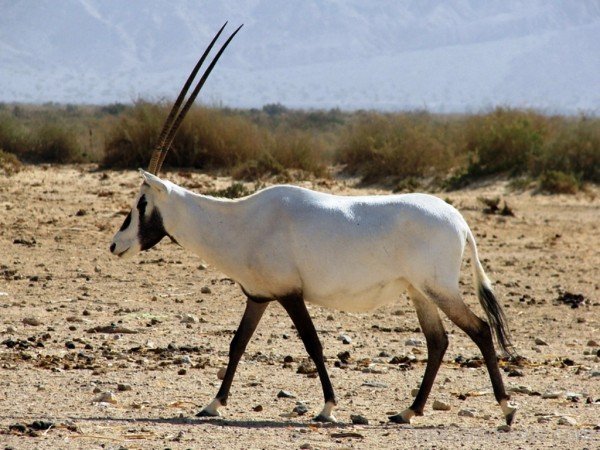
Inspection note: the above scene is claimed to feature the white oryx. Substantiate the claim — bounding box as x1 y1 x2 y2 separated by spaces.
110 23 518 426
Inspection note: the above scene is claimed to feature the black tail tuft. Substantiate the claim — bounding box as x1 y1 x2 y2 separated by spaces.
478 284 516 357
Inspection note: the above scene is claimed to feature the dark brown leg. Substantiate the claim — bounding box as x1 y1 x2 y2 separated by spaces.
435 295 517 425
278 293 337 422
197 297 269 417
390 287 448 424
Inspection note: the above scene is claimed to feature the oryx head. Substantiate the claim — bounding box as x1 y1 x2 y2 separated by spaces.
110 22 242 258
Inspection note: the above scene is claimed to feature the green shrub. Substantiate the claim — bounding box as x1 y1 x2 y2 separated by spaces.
0 113 29 155
538 170 581 194
0 149 22 174
337 112 452 181
463 108 546 177
30 123 81 163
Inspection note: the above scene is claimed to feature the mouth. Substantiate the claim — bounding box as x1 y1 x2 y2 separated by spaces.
116 249 127 257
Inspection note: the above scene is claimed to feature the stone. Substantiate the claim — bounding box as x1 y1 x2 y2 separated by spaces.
350 414 369 425
558 416 577 426
534 337 548 346
117 383 132 392
216 367 227 380
93 391 117 404
432 400 451 411
293 402 309 416
411 388 420 397
542 391 563 399
22 317 42 326
587 339 598 347
200 286 212 294
277 390 296 399
180 314 198 324
497 424 511 432
253 404 263 412
338 334 352 345
458 408 476 418
405 338 424 347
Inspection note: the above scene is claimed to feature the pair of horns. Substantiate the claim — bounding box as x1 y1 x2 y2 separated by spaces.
147 22 242 175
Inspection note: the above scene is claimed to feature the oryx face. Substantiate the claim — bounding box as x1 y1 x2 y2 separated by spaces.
110 175 168 258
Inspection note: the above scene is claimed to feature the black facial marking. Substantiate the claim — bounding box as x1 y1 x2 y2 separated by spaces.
138 205 168 251
137 195 147 216
119 212 132 231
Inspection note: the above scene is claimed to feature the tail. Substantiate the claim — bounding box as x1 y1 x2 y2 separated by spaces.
466 229 516 357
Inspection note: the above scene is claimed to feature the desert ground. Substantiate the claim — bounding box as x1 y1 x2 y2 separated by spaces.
0 165 598 449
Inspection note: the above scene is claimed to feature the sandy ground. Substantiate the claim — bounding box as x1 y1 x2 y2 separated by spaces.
0 165 598 449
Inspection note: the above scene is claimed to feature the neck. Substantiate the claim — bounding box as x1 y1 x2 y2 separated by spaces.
159 185 248 274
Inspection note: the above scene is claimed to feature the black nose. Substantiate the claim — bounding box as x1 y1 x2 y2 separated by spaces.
110 243 116 253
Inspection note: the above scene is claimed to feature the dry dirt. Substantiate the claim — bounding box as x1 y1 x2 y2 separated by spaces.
0 165 598 449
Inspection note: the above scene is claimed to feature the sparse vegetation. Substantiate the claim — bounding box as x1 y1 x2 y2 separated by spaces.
0 102 598 193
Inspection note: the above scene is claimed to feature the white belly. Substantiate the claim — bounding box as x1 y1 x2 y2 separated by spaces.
304 278 408 313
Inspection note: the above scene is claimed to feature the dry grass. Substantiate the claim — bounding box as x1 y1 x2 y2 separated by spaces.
0 102 598 192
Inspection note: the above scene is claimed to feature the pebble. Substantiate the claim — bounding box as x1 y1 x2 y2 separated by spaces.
411 388 420 397
587 340 598 347
178 368 187 375
174 355 192 365
65 341 76 349
22 317 42 326
180 314 199 324
432 400 451 411
253 404 263 412
216 367 227 380
497 424 511 432
558 416 577 426
300 444 313 450
93 391 117 404
338 334 352 345
590 371 600 378
508 385 532 395
117 383 132 392
542 391 563 399
277 390 296 399
350 414 369 425
5 326 16 333
405 338 424 347
458 408 476 418
534 337 548 345
200 286 212 294
293 402 309 416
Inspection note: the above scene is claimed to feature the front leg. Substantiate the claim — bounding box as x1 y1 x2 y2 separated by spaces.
278 293 337 423
197 297 269 417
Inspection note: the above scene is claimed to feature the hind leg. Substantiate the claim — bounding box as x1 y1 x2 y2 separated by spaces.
389 286 448 424
427 287 517 425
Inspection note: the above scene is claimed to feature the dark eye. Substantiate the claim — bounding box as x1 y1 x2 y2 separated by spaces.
119 212 132 231
136 195 147 216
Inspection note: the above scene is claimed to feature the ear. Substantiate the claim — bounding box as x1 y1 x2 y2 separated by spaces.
139 169 170 195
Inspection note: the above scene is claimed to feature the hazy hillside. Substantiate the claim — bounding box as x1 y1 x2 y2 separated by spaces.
1 0 599 112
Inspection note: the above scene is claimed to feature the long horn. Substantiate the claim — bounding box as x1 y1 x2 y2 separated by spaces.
148 23 243 175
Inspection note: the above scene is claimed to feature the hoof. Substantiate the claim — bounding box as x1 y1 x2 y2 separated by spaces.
313 414 337 423
196 409 220 418
505 407 517 426
388 413 411 424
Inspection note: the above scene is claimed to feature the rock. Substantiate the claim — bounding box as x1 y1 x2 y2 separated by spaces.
558 416 577 426
508 369 524 377
534 337 548 346
65 341 76 349
277 390 296 399
117 383 132 392
405 338 424 347
362 381 388 388
197 264 207 270
174 355 192 365
587 340 598 347
93 391 117 404
590 371 600 378
216 367 227 380
9 423 27 433
5 326 16 333
497 424 511 432
300 444 313 449
350 414 369 425
29 420 54 431
411 388 420 397
253 404 263 412
293 402 309 416
283 355 295 363
432 400 451 411
542 391 563 399
200 286 212 294
458 408 476 418
508 385 532 395
178 368 187 375
297 361 317 374
22 317 42 326
338 334 352 345
180 314 198 324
